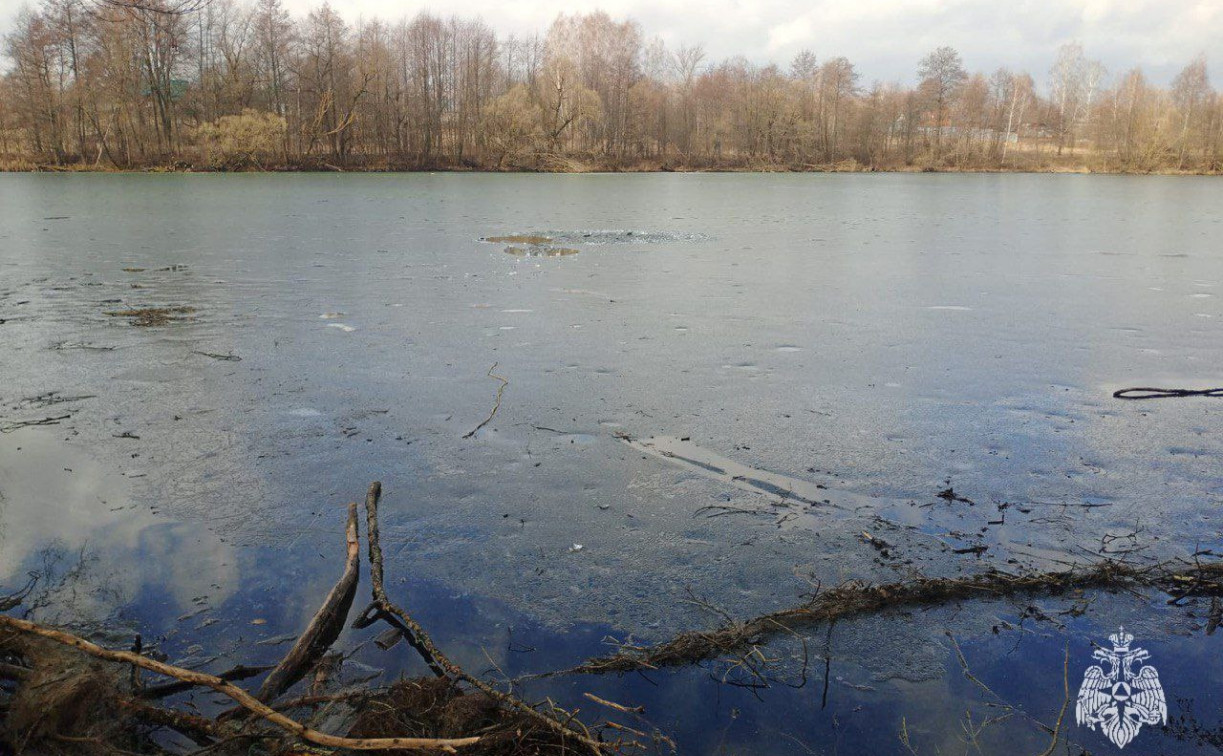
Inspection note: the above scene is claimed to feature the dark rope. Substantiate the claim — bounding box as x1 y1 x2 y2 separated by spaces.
1113 387 1223 400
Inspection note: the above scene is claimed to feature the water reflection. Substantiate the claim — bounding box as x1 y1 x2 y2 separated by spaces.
0 429 238 623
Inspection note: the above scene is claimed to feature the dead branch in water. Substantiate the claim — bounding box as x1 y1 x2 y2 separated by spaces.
354 481 616 754
0 415 72 433
115 696 227 746
0 615 481 752
1 493 637 755
192 350 241 362
1037 644 1072 756
463 363 509 438
562 558 1223 674
0 576 37 611
139 663 269 700
256 501 361 703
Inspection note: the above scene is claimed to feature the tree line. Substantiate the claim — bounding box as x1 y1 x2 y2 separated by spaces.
2 0 1220 172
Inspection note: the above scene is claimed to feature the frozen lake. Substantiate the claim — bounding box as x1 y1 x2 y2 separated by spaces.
1 173 1221 754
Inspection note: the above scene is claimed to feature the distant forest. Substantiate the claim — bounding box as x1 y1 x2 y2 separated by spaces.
2 0 1220 172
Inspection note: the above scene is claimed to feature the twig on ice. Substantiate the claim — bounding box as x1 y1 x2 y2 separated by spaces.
462 363 508 439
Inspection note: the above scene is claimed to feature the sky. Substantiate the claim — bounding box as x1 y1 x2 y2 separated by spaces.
0 0 1218 86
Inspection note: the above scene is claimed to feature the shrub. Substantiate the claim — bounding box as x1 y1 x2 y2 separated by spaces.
196 110 286 169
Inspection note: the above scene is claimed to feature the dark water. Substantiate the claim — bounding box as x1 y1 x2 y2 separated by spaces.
1 173 1221 754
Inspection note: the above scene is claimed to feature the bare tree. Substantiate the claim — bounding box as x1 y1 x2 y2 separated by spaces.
988 68 1034 164
1049 43 1104 155
1 2 1217 173
671 44 704 157
1171 56 1211 168
817 56 857 161
917 46 967 160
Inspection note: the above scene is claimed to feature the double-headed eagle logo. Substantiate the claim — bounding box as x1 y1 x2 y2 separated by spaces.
1075 627 1167 749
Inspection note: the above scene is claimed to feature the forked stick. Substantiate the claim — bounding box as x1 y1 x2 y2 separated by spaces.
359 481 613 754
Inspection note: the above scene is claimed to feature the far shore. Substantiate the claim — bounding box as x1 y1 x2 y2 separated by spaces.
4 161 1220 177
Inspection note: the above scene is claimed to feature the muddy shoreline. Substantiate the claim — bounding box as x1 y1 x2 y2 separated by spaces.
7 162 1223 176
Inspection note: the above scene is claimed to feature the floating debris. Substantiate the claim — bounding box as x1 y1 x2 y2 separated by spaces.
618 433 838 509
106 306 196 327
484 230 707 253
936 487 974 505
542 230 708 245
485 235 553 245
0 415 71 434
567 557 1223 675
483 229 705 261
14 391 97 410
192 350 241 362
48 341 115 351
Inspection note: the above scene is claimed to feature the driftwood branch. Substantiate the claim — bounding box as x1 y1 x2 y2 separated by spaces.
0 576 37 612
115 696 225 745
257 501 361 703
139 664 269 700
0 662 30 681
357 481 613 754
351 484 447 677
0 415 72 434
462 363 509 438
0 615 481 752
1037 644 1071 756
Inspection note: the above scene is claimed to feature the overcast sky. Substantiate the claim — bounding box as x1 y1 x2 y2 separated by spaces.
0 0 1218 86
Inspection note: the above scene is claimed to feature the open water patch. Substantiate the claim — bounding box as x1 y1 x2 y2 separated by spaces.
480 229 709 258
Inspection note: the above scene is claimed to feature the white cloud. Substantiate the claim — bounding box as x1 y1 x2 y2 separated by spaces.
293 0 1218 85
765 18 814 54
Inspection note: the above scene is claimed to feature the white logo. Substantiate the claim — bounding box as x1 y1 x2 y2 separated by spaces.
1075 627 1167 749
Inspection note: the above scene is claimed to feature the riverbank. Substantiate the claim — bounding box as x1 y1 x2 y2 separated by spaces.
4 154 1220 176
6 163 1221 176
